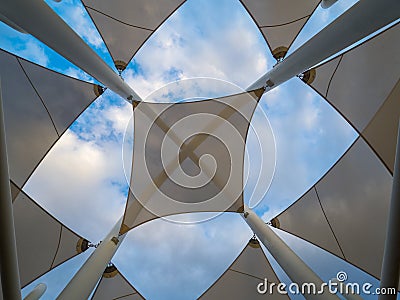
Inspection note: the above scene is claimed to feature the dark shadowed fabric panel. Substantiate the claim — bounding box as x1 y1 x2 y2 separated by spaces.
13 188 86 287
200 238 289 299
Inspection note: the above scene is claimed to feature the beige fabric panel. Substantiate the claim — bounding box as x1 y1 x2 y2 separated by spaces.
317 138 392 279
12 187 84 287
309 56 341 97
260 17 308 55
200 239 289 299
310 23 400 131
0 49 99 188
363 79 400 173
82 0 185 65
276 187 343 258
121 90 262 233
92 271 143 300
241 0 320 55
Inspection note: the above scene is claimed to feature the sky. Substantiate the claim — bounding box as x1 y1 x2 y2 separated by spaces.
0 0 396 299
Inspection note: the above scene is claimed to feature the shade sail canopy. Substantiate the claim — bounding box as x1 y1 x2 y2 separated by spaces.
120 89 263 233
81 0 185 71
0 49 102 188
199 238 289 299
307 22 400 172
271 137 393 281
91 264 144 300
240 0 320 60
11 183 90 288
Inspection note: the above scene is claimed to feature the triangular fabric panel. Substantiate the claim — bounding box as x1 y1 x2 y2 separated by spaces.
0 49 102 188
12 184 90 287
307 23 400 171
120 89 263 233
81 0 185 69
240 0 320 59
91 264 144 300
200 238 289 299
272 138 392 280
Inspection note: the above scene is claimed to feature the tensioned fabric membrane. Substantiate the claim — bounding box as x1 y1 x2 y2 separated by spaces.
91 264 144 300
2 0 400 298
0 48 103 189
199 238 289 299
120 89 264 233
240 0 321 60
306 21 400 173
271 21 400 285
80 0 186 71
1 184 90 289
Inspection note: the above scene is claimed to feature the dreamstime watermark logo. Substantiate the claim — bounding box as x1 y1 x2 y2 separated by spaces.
257 271 397 296
121 78 276 225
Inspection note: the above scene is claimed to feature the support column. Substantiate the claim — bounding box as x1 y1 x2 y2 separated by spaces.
0 82 22 300
248 0 400 93
23 283 47 300
56 218 126 300
242 205 339 300
0 0 140 101
378 121 400 300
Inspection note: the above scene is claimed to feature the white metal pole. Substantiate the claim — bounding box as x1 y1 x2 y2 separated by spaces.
56 218 126 300
0 0 140 102
23 283 47 300
378 121 400 300
242 205 339 300
0 81 22 300
247 0 400 93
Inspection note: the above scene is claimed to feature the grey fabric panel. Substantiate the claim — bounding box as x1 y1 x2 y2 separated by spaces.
317 138 392 279
0 49 98 188
200 240 289 299
0 50 58 187
82 0 184 64
363 79 400 173
12 187 82 287
310 23 400 131
122 90 262 232
19 58 97 134
275 138 392 279
51 226 80 268
310 56 341 97
14 191 63 287
86 7 152 65
83 0 184 29
241 0 320 52
277 187 343 258
92 272 143 300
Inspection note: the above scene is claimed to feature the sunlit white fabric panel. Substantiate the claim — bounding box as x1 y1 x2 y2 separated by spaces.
12 185 88 287
308 23 400 171
121 89 263 233
240 0 320 59
200 238 289 299
274 138 392 279
0 49 101 188
81 0 185 69
92 265 144 300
